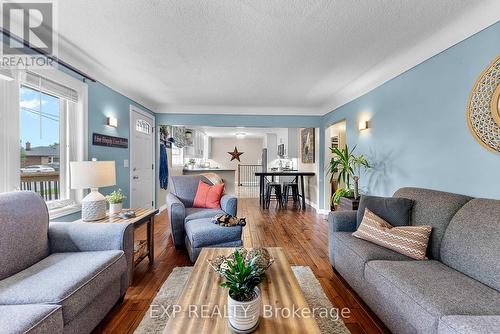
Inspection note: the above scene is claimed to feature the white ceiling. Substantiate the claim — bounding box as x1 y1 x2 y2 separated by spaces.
53 0 500 115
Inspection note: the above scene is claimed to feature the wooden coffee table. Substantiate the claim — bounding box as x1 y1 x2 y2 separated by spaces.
164 247 321 333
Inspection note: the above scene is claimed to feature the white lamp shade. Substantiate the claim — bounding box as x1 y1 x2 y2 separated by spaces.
70 161 116 189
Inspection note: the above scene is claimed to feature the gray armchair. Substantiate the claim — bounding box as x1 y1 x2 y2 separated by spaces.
0 191 133 334
167 175 238 249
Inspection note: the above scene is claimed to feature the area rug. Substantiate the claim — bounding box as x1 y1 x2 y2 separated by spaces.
134 266 350 334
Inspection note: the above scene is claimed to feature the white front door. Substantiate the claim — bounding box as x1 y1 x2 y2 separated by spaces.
130 106 155 209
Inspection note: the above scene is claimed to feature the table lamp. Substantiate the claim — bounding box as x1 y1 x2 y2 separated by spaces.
70 160 116 221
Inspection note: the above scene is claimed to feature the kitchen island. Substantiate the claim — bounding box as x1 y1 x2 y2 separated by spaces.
182 168 236 195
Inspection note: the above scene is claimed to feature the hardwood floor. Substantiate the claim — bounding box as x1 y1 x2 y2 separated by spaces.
93 198 390 334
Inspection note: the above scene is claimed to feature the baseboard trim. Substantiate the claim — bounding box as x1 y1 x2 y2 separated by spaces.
317 209 330 215
305 199 330 216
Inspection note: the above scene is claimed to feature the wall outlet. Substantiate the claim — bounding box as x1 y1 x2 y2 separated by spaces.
124 159 129 168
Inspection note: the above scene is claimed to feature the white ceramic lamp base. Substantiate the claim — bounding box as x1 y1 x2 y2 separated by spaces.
81 189 107 221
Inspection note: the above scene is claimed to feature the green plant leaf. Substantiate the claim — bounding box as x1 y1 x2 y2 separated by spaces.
327 144 370 190
219 249 266 301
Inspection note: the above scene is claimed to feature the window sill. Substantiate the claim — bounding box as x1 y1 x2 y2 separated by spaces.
49 204 81 220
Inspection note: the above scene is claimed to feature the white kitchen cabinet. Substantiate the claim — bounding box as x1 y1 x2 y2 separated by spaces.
185 130 206 158
205 136 211 159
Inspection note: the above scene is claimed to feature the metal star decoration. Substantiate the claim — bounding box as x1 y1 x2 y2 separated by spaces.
228 146 244 162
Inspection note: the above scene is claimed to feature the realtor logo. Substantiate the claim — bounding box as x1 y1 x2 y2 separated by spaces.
1 1 57 67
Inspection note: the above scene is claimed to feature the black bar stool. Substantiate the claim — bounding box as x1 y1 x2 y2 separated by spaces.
265 182 283 209
282 181 300 207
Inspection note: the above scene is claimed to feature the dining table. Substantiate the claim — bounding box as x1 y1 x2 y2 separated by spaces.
255 170 316 209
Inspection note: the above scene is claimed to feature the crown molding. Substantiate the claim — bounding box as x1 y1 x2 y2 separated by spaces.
318 1 500 116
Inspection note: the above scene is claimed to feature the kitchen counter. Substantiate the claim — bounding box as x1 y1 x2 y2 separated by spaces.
182 168 236 195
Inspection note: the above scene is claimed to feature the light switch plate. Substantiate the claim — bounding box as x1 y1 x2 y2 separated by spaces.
124 159 129 168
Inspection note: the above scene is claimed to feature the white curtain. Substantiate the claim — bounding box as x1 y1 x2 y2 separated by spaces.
65 100 86 202
0 73 20 193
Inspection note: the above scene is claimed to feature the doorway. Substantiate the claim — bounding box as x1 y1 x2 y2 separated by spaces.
130 105 155 209
324 120 347 210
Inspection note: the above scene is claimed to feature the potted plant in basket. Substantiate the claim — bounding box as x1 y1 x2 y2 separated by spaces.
106 189 126 215
219 249 267 333
328 145 370 206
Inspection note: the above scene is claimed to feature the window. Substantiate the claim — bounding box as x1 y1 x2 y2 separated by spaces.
20 86 61 201
136 119 151 134
171 144 184 166
0 69 88 218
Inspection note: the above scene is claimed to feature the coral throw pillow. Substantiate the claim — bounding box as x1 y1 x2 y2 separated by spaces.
353 208 432 260
193 181 224 209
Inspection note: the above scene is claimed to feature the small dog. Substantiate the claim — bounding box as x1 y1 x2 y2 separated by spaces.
213 214 247 227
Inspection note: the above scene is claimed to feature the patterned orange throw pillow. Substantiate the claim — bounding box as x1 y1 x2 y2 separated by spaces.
353 208 432 260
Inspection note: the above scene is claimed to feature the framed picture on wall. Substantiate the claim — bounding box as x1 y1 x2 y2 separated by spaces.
301 128 315 163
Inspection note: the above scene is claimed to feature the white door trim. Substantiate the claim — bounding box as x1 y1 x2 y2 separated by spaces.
129 105 156 208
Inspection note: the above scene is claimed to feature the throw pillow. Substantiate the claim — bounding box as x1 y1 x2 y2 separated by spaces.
356 194 414 228
353 208 432 260
193 181 224 209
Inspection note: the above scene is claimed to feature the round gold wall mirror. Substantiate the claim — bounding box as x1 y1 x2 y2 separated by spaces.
492 84 500 127
466 56 500 153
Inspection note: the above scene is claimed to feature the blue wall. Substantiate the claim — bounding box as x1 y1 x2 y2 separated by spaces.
86 82 155 207
320 21 500 205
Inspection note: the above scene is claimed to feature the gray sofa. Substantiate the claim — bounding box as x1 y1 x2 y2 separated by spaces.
166 175 240 261
328 187 500 334
0 192 133 334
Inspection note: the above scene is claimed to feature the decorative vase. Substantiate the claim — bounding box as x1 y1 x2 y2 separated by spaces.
109 202 123 215
227 287 260 333
353 176 360 199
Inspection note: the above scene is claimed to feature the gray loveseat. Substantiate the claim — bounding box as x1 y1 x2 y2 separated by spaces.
0 192 133 334
166 175 239 262
328 187 500 334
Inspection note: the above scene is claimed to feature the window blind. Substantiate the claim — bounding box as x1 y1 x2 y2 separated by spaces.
0 73 20 193
21 71 79 102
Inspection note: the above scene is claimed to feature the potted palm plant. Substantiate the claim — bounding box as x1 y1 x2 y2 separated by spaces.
220 249 265 333
106 189 126 215
328 145 370 207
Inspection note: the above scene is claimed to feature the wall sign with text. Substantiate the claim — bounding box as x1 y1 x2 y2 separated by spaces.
92 133 128 148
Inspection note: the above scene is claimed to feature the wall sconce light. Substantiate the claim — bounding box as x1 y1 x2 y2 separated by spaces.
107 117 118 128
358 120 369 131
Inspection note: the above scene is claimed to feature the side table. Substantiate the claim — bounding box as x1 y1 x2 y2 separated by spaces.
75 208 159 284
